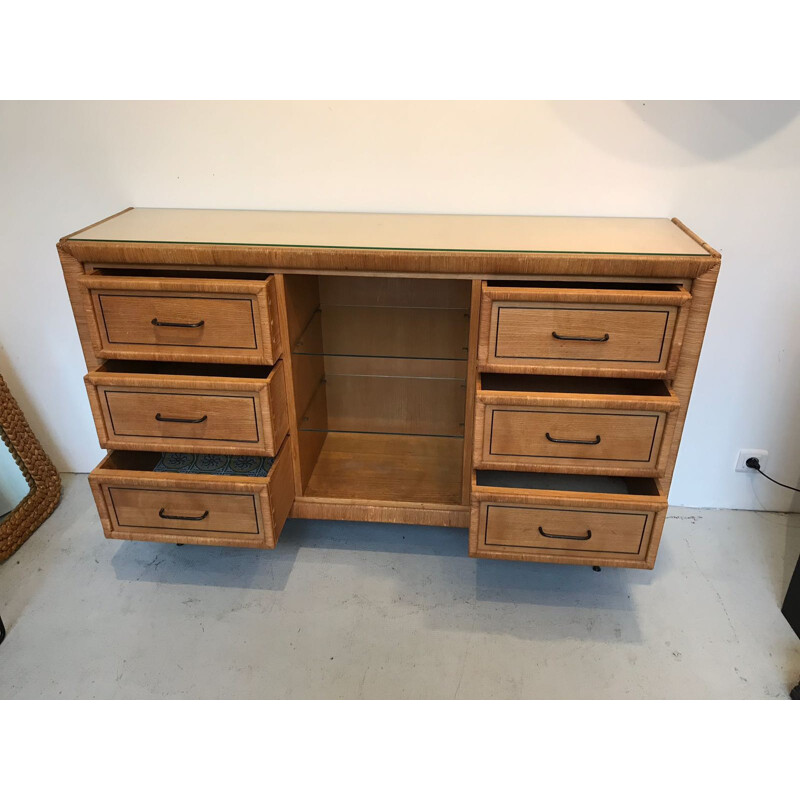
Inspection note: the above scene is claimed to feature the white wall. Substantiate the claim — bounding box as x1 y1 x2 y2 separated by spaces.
0 101 798 511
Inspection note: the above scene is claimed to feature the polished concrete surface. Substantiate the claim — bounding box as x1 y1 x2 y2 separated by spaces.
1 474 799 699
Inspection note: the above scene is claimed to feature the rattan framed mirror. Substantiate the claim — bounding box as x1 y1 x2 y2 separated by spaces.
0 373 61 563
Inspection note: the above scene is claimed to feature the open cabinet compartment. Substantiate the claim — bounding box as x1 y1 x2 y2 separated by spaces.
284 275 473 506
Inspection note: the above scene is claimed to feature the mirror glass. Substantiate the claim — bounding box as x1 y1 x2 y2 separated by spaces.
0 434 29 521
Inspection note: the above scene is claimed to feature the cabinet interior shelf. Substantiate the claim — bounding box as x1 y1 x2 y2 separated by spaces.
302 432 464 505
286 274 472 503
297 367 467 439
292 306 470 361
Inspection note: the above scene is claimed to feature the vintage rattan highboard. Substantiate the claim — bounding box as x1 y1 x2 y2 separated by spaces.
59 209 719 569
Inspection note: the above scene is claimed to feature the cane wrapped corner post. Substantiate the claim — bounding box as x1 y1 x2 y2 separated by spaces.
0 374 62 561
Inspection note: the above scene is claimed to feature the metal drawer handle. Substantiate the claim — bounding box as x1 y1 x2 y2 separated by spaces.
545 432 601 445
159 508 209 521
538 526 592 541
155 413 208 424
551 331 609 342
151 318 205 328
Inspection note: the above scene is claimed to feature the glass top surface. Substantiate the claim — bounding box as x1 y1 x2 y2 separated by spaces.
69 208 710 256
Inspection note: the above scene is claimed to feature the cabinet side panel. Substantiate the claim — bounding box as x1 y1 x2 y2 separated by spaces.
266 443 296 547
644 509 668 569
462 280 481 504
265 276 283 362
88 474 114 538
272 274 303 494
646 263 719 566
274 274 326 494
82 376 111 448
266 360 290 455
58 243 103 370
662 263 720 487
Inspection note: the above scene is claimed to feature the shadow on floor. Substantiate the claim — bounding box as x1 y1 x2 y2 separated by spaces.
111 540 299 591
109 516 658 644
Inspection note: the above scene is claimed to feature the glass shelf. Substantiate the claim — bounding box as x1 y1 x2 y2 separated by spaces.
297 362 467 439
292 306 470 362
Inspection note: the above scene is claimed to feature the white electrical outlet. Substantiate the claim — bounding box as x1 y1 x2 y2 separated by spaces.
735 449 769 473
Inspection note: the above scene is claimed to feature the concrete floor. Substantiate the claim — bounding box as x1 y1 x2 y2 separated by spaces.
1 474 799 699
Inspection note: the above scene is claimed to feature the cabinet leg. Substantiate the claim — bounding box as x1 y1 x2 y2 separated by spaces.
592 566 601 572
0 614 5 646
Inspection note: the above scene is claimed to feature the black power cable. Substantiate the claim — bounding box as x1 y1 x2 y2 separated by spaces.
745 457 800 493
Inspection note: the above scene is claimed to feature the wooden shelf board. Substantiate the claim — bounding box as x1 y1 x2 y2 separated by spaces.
302 432 464 505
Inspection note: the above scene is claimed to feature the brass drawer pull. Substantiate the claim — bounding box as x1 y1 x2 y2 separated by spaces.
159 508 209 521
545 432 601 445
151 318 205 328
551 331 609 342
155 413 208 424
538 526 592 541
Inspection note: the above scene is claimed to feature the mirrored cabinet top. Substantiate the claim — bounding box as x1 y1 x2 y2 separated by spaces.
68 208 711 256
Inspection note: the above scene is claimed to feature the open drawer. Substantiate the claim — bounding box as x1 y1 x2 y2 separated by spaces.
84 360 289 457
474 374 680 477
88 440 295 549
470 470 668 568
478 281 692 378
79 274 282 365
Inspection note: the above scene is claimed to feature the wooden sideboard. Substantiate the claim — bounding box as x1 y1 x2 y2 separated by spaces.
59 209 720 569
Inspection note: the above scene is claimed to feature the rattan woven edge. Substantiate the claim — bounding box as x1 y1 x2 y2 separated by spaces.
0 374 61 561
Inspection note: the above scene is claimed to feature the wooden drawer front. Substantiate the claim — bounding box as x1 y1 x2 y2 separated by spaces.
495 304 672 362
80 275 281 364
478 503 653 557
101 294 257 348
88 440 295 549
469 472 667 567
106 391 259 442
109 487 259 536
474 374 680 476
483 408 666 472
85 362 289 456
479 285 691 376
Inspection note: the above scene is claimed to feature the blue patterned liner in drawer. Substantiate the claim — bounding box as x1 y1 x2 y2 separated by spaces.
153 453 274 478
